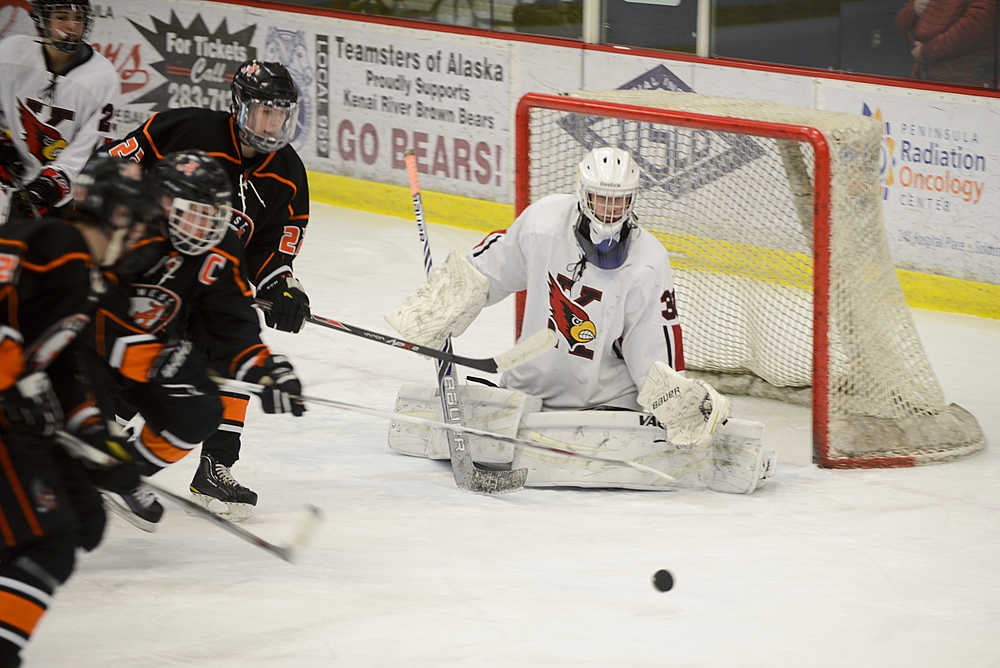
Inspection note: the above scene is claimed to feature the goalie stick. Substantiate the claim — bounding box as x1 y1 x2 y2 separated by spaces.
216 377 676 484
255 298 556 374
54 430 324 563
404 151 528 494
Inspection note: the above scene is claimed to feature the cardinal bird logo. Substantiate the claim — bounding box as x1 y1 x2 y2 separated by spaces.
548 273 597 359
17 97 74 163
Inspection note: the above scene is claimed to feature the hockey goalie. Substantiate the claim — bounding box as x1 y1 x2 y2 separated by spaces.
385 147 775 493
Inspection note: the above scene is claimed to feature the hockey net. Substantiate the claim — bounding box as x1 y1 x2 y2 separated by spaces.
515 91 984 468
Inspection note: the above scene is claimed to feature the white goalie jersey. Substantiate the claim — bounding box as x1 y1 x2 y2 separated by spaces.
0 34 117 201
470 193 684 410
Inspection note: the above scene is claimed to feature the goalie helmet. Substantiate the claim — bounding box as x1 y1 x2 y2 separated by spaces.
151 151 232 256
30 1 93 54
574 147 640 269
230 59 299 153
70 154 150 265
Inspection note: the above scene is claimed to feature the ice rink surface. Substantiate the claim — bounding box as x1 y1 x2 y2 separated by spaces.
25 203 1000 667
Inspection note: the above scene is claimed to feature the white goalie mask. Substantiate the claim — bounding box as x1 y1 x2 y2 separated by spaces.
576 147 639 246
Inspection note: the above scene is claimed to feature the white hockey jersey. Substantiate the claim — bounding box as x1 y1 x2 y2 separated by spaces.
470 193 684 410
0 34 117 203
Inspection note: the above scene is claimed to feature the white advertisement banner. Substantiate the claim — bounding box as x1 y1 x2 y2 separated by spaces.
325 25 510 198
1 0 997 286
1 0 512 199
819 81 1000 284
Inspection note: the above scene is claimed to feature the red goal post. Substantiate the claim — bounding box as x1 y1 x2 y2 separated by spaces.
513 91 984 469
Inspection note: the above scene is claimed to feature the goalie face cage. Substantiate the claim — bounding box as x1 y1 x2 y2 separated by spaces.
514 92 984 469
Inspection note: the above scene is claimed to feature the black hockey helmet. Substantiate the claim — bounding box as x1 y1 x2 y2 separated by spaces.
230 59 299 153
30 1 93 54
70 154 151 265
150 151 232 256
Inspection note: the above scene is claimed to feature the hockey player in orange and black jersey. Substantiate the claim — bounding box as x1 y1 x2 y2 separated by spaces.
104 59 309 515
97 150 306 521
0 155 152 667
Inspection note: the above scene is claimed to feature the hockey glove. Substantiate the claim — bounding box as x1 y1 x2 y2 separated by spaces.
637 361 731 447
149 339 203 383
0 371 64 437
25 167 70 208
74 421 141 497
385 250 489 349
0 135 24 188
147 339 214 401
258 274 310 333
244 354 306 416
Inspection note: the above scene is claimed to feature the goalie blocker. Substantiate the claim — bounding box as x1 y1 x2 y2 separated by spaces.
389 383 775 494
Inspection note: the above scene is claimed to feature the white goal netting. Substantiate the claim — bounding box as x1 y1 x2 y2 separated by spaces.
518 91 984 467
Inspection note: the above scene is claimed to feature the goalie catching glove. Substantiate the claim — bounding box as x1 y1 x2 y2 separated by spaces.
258 274 310 333
242 354 306 416
637 361 731 446
385 250 489 349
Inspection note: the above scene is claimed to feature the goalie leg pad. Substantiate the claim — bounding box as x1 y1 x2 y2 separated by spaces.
513 411 713 490
708 418 776 494
388 383 541 464
512 412 774 493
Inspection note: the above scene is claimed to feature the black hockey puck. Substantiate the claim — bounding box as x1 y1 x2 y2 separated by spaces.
652 569 674 592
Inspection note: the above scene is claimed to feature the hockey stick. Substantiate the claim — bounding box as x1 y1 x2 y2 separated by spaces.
0 188 11 225
23 313 94 372
54 430 324 563
216 377 675 484
19 261 108 371
404 151 527 494
145 485 322 563
1 167 42 220
255 298 555 373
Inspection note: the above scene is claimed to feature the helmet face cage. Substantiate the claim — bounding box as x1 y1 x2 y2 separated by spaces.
31 2 93 54
576 147 640 244
165 197 231 256
152 151 233 256
233 94 298 153
231 60 299 153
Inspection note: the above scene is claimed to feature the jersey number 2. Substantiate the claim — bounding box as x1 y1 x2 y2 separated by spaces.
279 226 303 255
108 136 145 162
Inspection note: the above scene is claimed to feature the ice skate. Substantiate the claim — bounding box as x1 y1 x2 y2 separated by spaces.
103 484 164 532
189 453 258 521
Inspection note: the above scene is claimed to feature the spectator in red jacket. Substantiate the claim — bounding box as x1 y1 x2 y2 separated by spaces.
895 0 997 87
